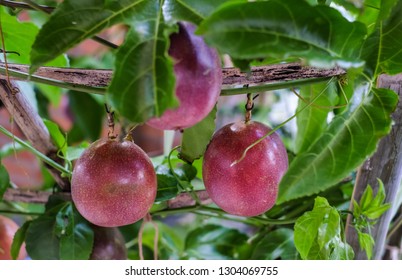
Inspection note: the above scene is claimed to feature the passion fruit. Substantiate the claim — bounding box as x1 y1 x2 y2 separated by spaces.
71 139 157 227
202 121 288 216
147 22 222 130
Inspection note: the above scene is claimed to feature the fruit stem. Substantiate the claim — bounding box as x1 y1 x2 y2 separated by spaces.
245 93 253 123
0 125 72 176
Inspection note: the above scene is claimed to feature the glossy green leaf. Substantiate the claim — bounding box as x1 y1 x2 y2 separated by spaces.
357 231 374 259
155 172 180 202
44 119 67 158
179 106 217 163
162 0 233 24
294 197 353 260
26 214 60 260
364 204 390 219
11 221 31 260
107 0 178 123
362 0 402 76
251 228 298 260
30 0 146 70
360 184 374 211
198 0 366 68
68 92 104 142
295 81 338 154
0 7 67 66
185 224 248 260
66 142 89 162
0 164 9 200
278 88 397 203
173 163 197 181
357 0 380 35
57 204 94 260
371 179 386 207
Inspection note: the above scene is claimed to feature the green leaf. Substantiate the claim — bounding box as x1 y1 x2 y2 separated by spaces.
162 0 233 24
294 197 352 260
108 1 178 124
185 224 248 260
156 173 180 202
25 214 60 260
30 0 146 70
295 81 339 154
0 164 10 200
174 163 197 181
43 119 67 158
0 7 67 66
68 92 104 142
251 228 298 260
278 88 397 203
371 178 386 207
179 106 217 163
360 184 374 211
362 0 402 76
356 0 381 35
198 0 366 68
364 204 390 219
357 231 374 259
57 204 94 260
11 221 31 260
65 142 90 162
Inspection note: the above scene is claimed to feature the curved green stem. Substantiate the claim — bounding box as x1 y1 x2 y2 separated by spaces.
198 206 297 225
152 205 199 217
0 125 72 176
0 209 42 216
0 66 107 95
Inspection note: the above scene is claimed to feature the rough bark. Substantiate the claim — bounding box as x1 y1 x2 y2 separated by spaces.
345 74 402 259
0 80 70 190
0 62 345 89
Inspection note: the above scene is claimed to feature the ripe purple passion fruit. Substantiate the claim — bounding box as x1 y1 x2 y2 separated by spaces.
0 215 27 260
146 21 222 130
71 139 157 227
202 121 288 217
90 226 127 260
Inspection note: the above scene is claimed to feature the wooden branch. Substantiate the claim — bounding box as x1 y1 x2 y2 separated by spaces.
3 188 69 204
0 62 346 89
0 80 70 190
3 188 211 213
345 74 402 259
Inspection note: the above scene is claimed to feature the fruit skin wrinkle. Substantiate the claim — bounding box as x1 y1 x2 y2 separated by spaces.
71 139 157 227
203 121 288 217
147 21 222 131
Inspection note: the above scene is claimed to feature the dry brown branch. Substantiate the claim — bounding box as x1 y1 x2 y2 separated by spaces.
0 62 346 89
0 80 70 189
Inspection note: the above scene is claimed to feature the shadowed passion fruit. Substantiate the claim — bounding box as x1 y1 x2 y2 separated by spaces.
90 226 127 260
146 21 222 130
